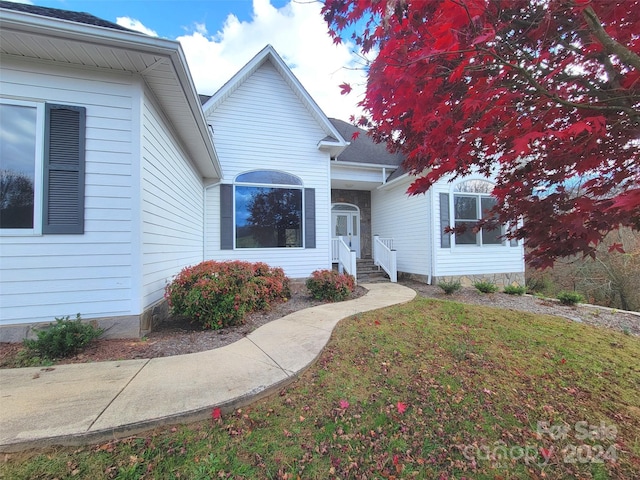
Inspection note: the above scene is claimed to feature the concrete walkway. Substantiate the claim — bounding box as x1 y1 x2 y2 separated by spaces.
0 283 416 452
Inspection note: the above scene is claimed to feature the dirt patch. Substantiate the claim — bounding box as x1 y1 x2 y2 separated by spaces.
1 281 637 368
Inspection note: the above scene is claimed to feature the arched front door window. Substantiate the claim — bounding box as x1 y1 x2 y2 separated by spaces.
331 203 361 257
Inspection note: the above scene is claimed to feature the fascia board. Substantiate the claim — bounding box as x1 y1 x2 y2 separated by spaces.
333 160 401 170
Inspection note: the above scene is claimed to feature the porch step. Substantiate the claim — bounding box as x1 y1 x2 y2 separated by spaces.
356 258 389 282
332 258 390 282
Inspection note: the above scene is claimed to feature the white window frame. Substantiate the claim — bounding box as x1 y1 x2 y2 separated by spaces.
450 178 505 248
0 98 44 236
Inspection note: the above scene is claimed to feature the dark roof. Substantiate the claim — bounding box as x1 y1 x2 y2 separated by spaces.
330 118 405 168
0 0 134 32
198 94 212 106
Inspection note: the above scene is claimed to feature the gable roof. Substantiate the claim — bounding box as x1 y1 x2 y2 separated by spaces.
202 45 348 158
0 0 221 179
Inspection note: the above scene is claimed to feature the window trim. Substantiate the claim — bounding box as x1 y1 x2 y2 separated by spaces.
233 170 306 250
0 98 44 236
450 178 505 248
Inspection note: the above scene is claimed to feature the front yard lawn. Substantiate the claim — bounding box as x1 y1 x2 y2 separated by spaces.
2 298 639 479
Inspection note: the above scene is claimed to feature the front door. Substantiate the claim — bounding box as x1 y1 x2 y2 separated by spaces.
331 203 361 258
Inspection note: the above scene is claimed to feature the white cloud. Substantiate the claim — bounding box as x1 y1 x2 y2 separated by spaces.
116 17 159 37
176 0 369 121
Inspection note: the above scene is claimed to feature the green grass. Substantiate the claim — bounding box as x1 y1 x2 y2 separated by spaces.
2 298 639 479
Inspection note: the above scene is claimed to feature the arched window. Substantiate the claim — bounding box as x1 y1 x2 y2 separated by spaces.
452 179 503 246
234 170 304 248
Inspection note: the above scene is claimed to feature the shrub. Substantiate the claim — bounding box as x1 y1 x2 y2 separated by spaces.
557 291 585 306
503 285 527 295
438 280 461 295
473 280 499 294
525 273 555 296
306 269 355 302
23 314 103 359
165 260 290 329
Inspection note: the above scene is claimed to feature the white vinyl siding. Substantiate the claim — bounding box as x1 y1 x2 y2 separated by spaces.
372 177 431 276
0 58 136 326
204 60 331 278
140 91 205 309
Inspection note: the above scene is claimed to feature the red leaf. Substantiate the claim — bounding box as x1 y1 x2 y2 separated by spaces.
351 131 360 140
608 243 625 254
212 407 222 420
339 399 350 409
540 447 553 461
339 82 352 95
374 320 381 325
396 401 407 414
560 358 566 364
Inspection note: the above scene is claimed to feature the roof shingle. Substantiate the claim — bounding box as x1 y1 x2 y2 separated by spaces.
0 0 134 32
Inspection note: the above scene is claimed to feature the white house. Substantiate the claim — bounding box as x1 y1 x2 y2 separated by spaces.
0 1 524 341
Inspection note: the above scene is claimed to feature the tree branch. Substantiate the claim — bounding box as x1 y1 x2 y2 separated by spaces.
479 47 640 117
582 6 640 72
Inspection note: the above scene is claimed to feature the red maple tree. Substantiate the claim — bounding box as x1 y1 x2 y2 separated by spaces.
323 0 640 268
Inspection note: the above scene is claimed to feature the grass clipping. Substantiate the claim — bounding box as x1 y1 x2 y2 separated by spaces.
3 298 639 479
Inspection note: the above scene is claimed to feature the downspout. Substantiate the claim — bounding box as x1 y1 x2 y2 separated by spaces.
428 188 435 285
203 180 222 261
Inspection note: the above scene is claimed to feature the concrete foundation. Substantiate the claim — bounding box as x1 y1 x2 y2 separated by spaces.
0 299 171 343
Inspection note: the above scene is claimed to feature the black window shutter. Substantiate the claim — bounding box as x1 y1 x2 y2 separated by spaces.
42 104 86 234
220 184 233 250
304 188 315 249
439 192 451 248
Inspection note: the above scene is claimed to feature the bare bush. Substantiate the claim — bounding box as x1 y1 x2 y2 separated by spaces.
526 228 639 311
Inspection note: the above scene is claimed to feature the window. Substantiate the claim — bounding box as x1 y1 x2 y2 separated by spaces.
0 101 40 230
226 170 311 249
453 179 503 246
0 100 85 234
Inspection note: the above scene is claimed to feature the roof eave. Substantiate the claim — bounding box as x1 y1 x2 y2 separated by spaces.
318 140 349 158
0 7 221 179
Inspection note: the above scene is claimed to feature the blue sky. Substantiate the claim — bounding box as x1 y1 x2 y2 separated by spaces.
23 0 368 120
32 0 291 38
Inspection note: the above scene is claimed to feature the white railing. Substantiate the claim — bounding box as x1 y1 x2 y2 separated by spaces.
333 236 357 279
331 237 340 263
373 235 397 282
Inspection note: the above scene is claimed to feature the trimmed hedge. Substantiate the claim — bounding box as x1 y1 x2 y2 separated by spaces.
306 269 356 302
165 260 290 329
